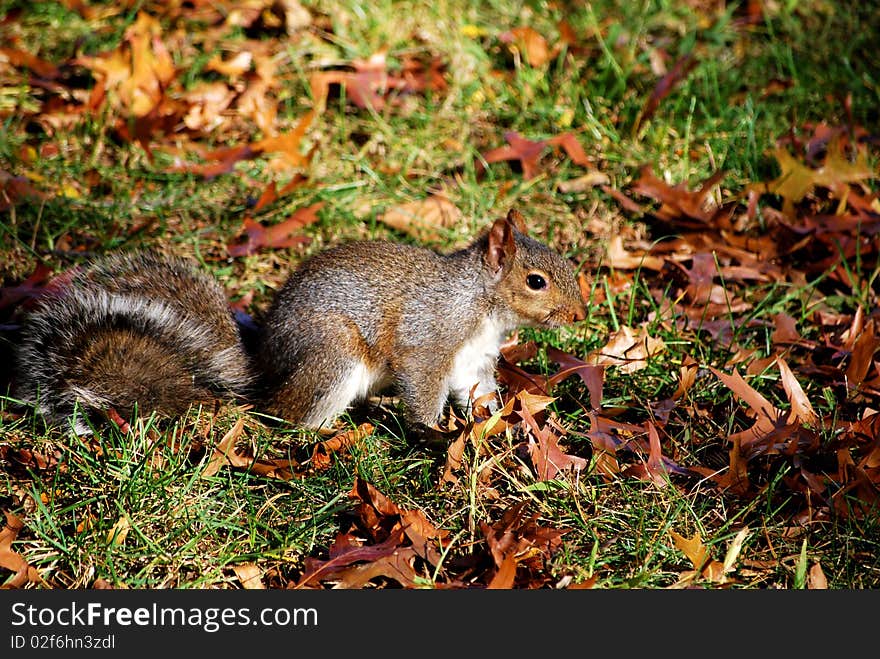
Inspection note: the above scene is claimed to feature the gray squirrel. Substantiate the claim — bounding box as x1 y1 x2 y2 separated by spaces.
12 209 586 433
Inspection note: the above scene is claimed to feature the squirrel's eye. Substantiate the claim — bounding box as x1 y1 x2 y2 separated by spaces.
526 273 547 290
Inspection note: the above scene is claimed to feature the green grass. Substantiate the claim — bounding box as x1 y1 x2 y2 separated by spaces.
2 0 879 589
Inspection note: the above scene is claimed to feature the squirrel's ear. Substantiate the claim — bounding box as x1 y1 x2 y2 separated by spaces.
486 217 517 277
506 208 528 234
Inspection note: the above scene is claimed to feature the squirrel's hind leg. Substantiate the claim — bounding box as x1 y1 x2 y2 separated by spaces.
260 313 383 428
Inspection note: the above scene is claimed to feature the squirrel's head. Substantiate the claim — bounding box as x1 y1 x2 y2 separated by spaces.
484 209 587 327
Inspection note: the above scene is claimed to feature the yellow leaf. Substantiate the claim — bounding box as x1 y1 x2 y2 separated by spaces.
669 529 709 571
106 517 130 546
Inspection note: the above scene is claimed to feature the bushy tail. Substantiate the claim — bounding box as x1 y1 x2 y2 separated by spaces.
14 254 253 433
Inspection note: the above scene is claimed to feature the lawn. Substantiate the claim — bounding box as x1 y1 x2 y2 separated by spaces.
1 0 878 589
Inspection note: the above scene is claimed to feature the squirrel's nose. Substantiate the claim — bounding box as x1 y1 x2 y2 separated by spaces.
572 302 587 323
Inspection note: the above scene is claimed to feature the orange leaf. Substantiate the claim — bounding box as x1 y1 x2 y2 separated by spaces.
498 27 552 67
669 529 710 572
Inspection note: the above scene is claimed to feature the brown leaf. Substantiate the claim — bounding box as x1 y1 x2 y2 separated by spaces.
166 143 257 180
776 356 817 426
294 529 406 588
603 235 664 271
519 397 587 480
201 418 247 478
807 561 828 589
557 170 610 193
546 132 592 167
0 169 49 211
227 201 323 256
480 131 589 180
311 423 374 471
201 418 303 480
310 51 392 112
846 320 880 393
0 47 59 78
635 53 697 134
621 421 672 487
631 165 727 228
586 324 666 373
441 429 467 485
752 136 874 219
379 194 462 242
205 50 253 78
232 563 266 589
0 261 54 311
0 511 37 588
251 110 316 172
76 12 175 118
546 346 605 411
487 553 518 589
322 546 421 589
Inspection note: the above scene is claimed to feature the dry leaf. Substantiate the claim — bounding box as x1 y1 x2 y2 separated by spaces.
587 325 666 373
379 194 462 241
232 563 266 589
807 561 828 589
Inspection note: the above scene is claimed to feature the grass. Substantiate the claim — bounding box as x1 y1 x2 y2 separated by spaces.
1 0 879 589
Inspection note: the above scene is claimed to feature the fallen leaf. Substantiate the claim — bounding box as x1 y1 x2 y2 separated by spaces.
635 53 697 134
232 563 266 589
0 511 36 588
311 423 374 471
557 170 610 192
669 529 710 572
227 201 323 256
498 27 553 67
754 137 874 219
379 194 462 241
201 418 247 478
807 561 828 589
480 130 589 180
587 324 666 373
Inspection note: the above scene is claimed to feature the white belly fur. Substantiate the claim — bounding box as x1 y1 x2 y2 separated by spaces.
448 315 508 406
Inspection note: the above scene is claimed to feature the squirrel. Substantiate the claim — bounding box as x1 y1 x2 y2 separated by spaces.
12 209 586 434
255 208 586 429
12 251 253 434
